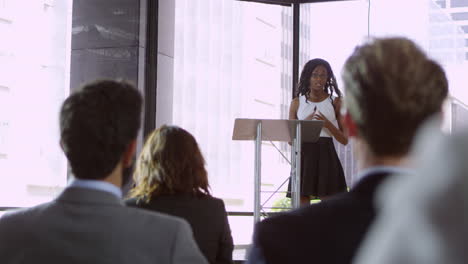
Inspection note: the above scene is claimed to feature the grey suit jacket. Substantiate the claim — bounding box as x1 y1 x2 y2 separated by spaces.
0 187 208 264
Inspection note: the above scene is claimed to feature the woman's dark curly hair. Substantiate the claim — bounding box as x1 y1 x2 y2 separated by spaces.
296 58 342 103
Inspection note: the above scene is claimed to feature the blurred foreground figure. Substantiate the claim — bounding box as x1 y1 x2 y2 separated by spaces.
354 121 468 264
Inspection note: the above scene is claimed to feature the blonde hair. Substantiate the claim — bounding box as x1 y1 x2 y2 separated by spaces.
128 125 210 202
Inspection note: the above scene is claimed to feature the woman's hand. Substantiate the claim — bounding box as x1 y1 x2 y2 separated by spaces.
305 106 317 121
312 111 333 130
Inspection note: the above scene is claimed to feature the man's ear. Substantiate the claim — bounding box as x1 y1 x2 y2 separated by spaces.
343 112 358 137
122 140 137 168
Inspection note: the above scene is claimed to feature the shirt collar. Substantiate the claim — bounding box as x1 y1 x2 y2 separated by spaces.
68 178 122 199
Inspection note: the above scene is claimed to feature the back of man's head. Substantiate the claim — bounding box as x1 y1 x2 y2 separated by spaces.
343 37 448 157
60 80 143 180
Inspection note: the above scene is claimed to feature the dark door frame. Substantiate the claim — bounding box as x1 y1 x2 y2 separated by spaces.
143 0 158 138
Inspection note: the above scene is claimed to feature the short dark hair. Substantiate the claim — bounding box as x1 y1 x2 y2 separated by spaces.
343 37 448 156
60 80 143 179
128 125 211 202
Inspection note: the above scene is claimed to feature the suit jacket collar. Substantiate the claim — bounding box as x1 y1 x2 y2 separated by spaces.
55 187 124 206
351 166 413 197
350 172 391 199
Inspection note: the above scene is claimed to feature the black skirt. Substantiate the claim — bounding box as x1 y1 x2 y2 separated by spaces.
287 137 347 199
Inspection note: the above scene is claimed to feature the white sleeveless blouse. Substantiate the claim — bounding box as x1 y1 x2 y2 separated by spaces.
296 95 339 138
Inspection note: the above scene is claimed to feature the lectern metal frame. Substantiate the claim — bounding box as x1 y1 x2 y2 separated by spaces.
232 118 323 223
292 122 301 208
254 122 262 223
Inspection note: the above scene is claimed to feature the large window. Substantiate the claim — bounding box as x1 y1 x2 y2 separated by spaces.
369 0 468 104
300 0 468 185
173 0 293 245
300 0 368 187
173 0 468 247
0 0 72 207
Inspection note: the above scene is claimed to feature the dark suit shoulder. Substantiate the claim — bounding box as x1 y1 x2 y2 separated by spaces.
197 195 226 208
350 172 391 198
125 204 187 225
122 204 193 243
125 195 229 263
253 194 364 264
254 173 394 264
261 192 352 224
125 194 225 210
263 192 362 226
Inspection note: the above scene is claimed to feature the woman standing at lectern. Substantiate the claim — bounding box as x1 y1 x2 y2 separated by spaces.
287 58 348 205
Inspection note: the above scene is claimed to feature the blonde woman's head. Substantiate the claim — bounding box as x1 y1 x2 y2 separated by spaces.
128 125 210 202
